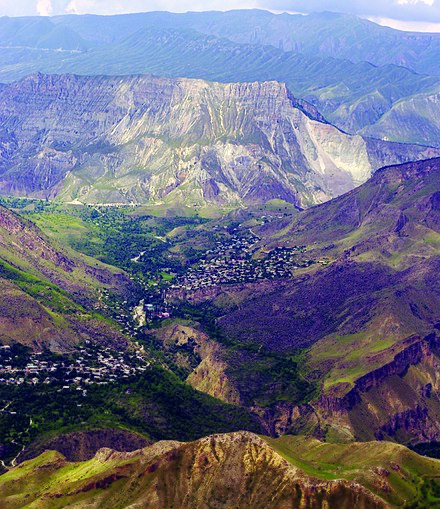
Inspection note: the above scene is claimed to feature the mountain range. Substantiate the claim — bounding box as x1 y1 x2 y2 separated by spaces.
0 11 438 148
5 431 440 508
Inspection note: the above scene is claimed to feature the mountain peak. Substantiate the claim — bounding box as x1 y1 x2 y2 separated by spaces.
1 431 388 508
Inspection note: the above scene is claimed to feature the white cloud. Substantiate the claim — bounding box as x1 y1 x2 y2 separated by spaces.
369 15 440 31
65 0 90 14
37 0 53 16
270 0 440 23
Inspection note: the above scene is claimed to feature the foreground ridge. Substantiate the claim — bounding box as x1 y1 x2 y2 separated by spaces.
1 431 393 508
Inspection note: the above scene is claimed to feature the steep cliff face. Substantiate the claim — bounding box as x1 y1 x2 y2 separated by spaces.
311 333 440 444
0 432 387 509
0 73 437 208
187 349 241 405
150 322 241 404
1 12 439 150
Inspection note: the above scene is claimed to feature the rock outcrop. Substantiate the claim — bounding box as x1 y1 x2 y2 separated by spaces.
150 322 241 404
311 332 440 444
318 334 438 413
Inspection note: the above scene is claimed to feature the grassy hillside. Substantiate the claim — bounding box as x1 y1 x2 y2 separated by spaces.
266 435 440 508
16 159 437 444
0 200 267 468
0 203 135 351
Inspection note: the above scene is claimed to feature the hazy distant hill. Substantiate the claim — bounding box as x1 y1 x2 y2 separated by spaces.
51 10 440 75
0 16 90 51
360 85 440 147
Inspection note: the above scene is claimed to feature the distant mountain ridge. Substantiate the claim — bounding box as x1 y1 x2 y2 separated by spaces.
50 10 440 74
0 73 436 209
0 11 438 147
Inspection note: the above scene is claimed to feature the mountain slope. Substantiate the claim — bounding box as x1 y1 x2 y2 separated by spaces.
0 73 436 209
79 27 440 138
0 203 130 351
361 86 440 147
0 432 390 508
165 157 440 444
0 23 437 148
0 16 90 51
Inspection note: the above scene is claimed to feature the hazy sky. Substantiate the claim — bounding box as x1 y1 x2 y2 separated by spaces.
1 0 439 32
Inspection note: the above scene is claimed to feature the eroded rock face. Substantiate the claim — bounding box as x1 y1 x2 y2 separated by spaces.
314 333 440 444
150 322 241 405
0 73 436 208
250 334 440 444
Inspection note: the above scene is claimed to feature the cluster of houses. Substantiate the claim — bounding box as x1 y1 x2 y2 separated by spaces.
168 231 260 291
168 231 321 292
0 342 150 388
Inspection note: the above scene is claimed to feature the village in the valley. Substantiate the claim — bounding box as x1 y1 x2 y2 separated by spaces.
0 224 327 388
0 342 149 388
123 225 329 325
168 230 323 292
